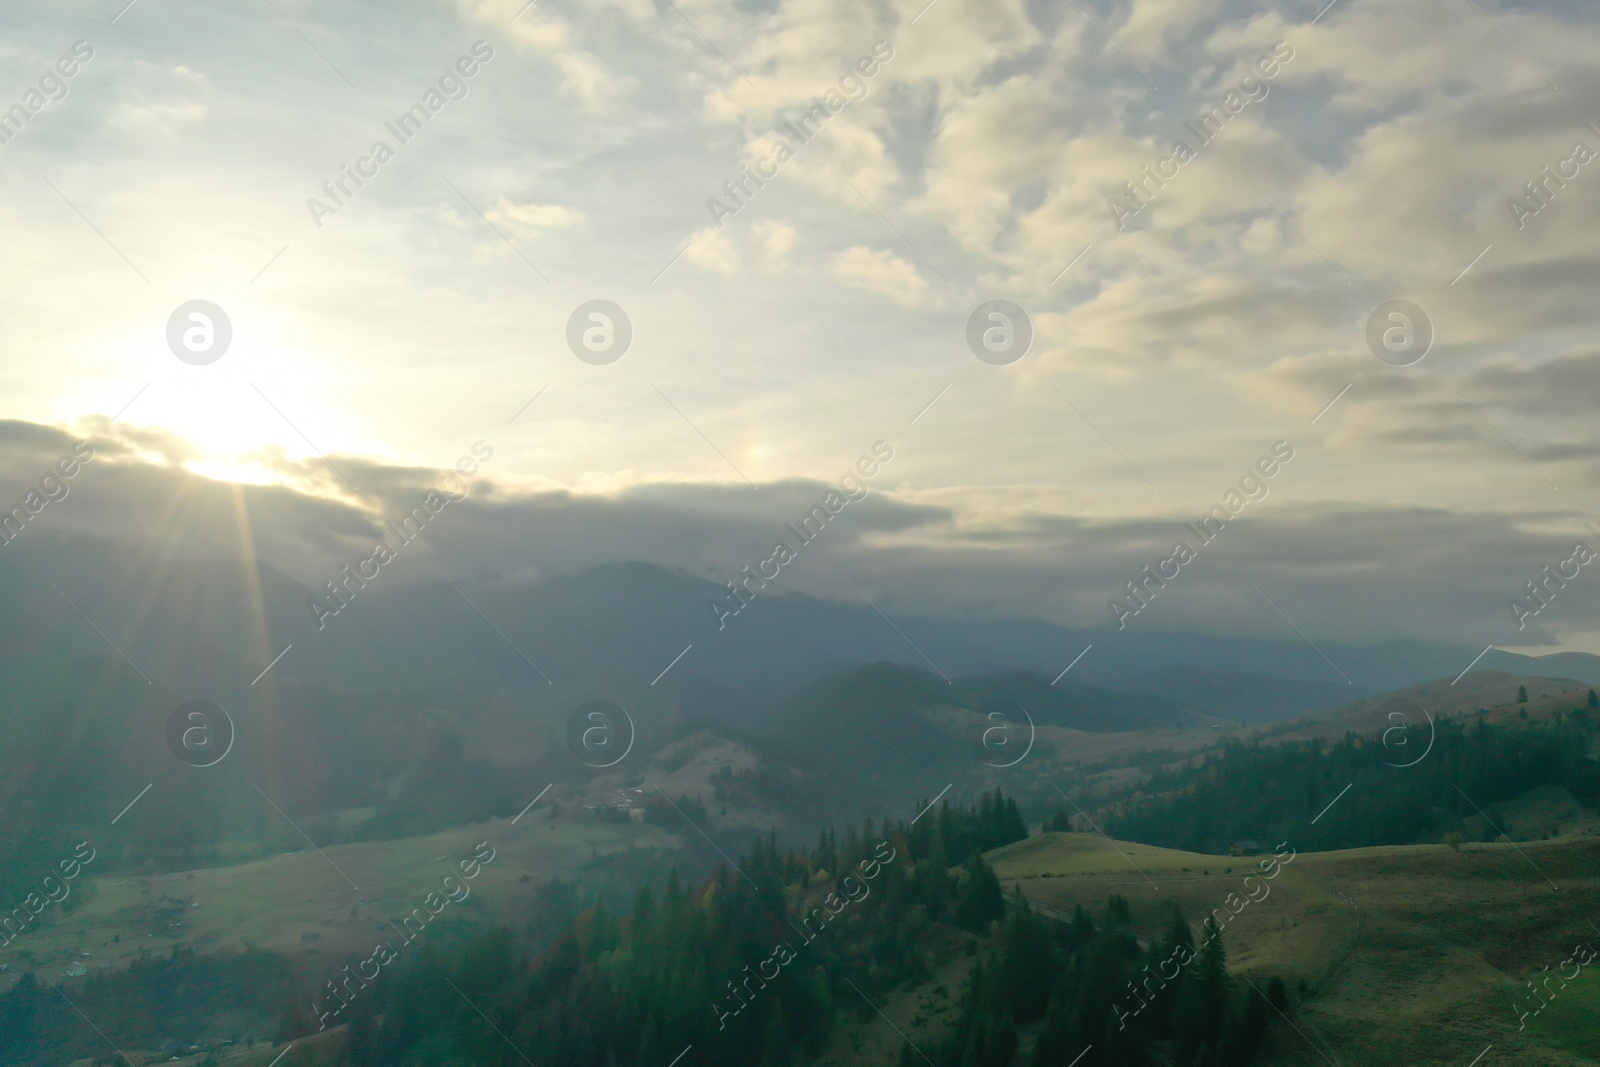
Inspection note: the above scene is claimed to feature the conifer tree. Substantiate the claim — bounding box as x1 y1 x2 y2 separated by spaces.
1172 918 1227 1060
635 1015 664 1067
954 853 1005 931
758 1006 791 1067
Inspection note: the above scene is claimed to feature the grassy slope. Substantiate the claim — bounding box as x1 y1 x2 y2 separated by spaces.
5 810 681 995
990 832 1600 1066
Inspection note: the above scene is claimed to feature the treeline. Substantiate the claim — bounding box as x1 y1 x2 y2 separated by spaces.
934 900 1281 1067
0 947 294 1066
328 792 1034 1066
910 788 1028 864
1101 717 1600 853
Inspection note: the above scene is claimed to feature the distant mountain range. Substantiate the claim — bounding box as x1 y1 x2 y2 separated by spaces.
8 525 1600 886
1129 665 1371 724
7 532 1600 729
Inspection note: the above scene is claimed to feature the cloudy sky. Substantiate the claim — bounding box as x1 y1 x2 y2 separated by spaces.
2 0 1599 655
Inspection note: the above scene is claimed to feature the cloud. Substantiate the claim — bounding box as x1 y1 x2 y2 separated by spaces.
553 50 622 108
828 246 929 306
110 62 209 129
1114 0 1226 68
3 418 1596 651
1471 346 1600 419
753 220 796 270
685 226 740 274
486 197 582 233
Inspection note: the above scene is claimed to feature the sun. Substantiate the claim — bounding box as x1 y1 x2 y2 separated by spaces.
78 318 366 492
146 374 293 466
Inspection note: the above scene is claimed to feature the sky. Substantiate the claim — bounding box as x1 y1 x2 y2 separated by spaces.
2 0 1600 655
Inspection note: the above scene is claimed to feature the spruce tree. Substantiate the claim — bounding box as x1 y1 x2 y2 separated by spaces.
634 1015 663 1067
631 884 656 937
1172 918 1227 1060
996 891 1056 1023
954 854 1005 932
758 1005 791 1067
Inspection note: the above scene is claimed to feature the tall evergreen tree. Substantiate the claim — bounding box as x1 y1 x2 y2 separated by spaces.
758 1006 791 1067
954 853 1005 932
1172 919 1228 1061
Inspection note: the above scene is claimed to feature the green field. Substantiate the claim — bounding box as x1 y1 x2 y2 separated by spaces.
1526 966 1600 1060
989 832 1600 1066
2 807 682 995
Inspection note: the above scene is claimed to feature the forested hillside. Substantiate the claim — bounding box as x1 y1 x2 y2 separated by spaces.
1101 715 1600 853
325 791 1284 1067
330 792 1023 1065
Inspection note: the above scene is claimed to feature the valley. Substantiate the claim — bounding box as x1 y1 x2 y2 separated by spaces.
4 560 1599 1067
